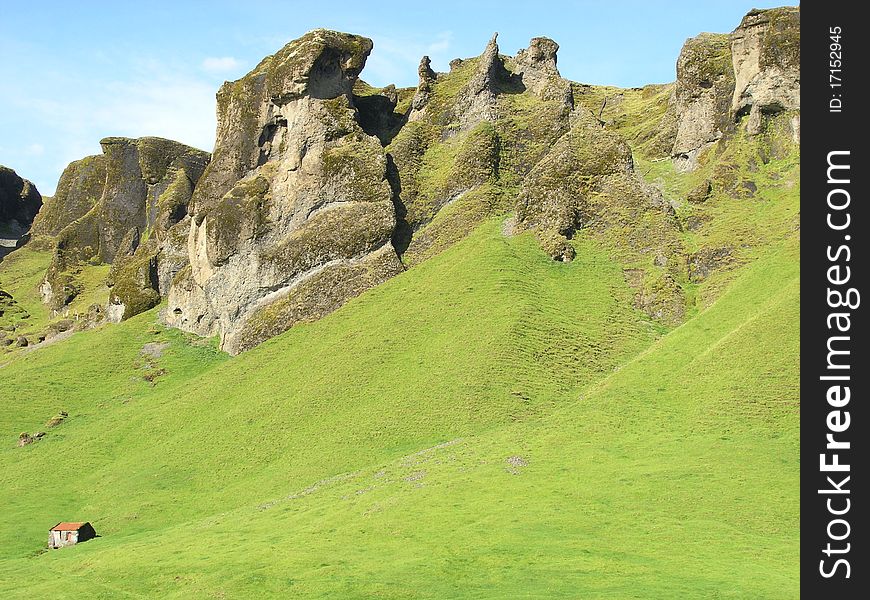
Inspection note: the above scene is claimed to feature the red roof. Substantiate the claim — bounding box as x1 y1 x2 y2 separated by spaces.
50 522 87 531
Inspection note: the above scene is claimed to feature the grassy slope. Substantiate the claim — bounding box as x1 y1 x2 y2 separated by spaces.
0 229 798 598
0 73 799 600
0 246 110 343
1 223 674 594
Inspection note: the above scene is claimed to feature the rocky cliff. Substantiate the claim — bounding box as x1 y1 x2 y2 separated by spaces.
6 5 799 353
0 166 42 258
163 30 403 354
39 137 209 313
671 6 799 170
387 32 683 318
29 156 106 239
731 6 800 137
671 33 735 171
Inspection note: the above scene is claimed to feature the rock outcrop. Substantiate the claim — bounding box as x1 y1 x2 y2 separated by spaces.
512 37 570 102
40 137 209 313
163 29 404 354
672 6 800 170
454 33 505 130
30 156 106 239
0 166 42 258
0 166 42 227
387 33 575 266
7 13 798 350
514 109 684 321
671 33 735 172
730 6 800 136
408 56 437 117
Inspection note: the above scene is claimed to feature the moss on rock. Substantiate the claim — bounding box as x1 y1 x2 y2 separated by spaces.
108 248 161 321
232 245 402 353
0 165 42 228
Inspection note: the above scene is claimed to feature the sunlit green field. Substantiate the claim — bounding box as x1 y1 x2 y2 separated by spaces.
0 211 797 597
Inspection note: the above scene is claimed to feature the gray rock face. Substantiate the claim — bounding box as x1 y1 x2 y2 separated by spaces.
672 6 801 170
0 166 42 258
409 55 437 115
731 6 800 136
0 166 42 227
454 33 503 130
162 29 403 355
671 33 735 172
40 137 209 312
513 37 568 101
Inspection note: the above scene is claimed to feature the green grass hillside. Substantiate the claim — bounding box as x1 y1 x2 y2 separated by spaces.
0 42 801 596
0 201 797 597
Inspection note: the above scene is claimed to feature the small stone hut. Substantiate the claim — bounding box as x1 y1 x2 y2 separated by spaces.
48 522 96 549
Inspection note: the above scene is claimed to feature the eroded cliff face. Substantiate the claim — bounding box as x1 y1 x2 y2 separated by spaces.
513 109 685 321
731 7 800 137
672 6 800 170
671 33 735 172
39 137 209 314
30 156 106 239
0 166 42 258
163 30 403 354
10 6 798 352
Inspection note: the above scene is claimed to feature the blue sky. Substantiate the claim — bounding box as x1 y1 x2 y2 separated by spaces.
0 0 788 195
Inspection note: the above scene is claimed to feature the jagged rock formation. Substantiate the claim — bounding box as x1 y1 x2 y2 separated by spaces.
514 109 685 320
39 137 209 313
163 29 403 354
671 33 735 172
408 56 437 117
454 33 505 130
386 34 576 267
30 156 106 239
6 7 798 352
731 7 800 137
511 37 569 101
672 6 800 170
0 166 42 258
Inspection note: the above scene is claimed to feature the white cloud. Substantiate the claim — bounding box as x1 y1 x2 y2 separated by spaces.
0 58 219 195
201 56 243 73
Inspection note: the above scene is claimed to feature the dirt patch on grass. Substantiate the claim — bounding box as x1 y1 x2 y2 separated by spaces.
141 341 170 359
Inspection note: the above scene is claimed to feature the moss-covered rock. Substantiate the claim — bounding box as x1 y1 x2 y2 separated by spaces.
536 229 576 262
107 246 161 321
31 155 106 242
0 288 30 331
386 35 575 267
686 179 713 204
624 268 685 325
671 33 735 171
231 245 402 353
731 7 800 136
0 165 42 230
515 112 633 236
402 185 511 267
163 29 404 354
38 137 208 313
688 247 733 282
513 107 685 320
511 37 570 101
